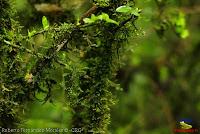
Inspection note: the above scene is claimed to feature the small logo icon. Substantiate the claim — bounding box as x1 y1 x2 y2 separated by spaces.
179 121 192 129
174 118 199 133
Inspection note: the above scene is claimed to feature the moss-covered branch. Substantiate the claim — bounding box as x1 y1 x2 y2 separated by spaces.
0 0 138 132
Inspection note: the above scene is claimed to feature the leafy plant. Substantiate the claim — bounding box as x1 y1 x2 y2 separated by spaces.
171 12 189 38
28 30 36 38
83 13 119 25
116 5 141 16
42 16 49 30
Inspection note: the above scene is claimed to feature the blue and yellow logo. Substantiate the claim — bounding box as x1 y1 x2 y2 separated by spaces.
179 121 192 129
174 118 199 133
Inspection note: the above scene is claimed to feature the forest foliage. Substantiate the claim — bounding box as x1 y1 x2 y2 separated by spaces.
0 0 200 134
1 0 138 133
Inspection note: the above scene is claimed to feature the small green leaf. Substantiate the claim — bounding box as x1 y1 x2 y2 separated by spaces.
28 30 37 37
98 13 109 20
105 18 119 25
130 8 141 16
172 12 189 38
83 14 97 24
83 18 94 24
174 12 186 27
83 13 118 25
116 6 141 16
116 6 132 13
42 16 49 30
100 13 119 25
91 14 97 21
180 29 189 39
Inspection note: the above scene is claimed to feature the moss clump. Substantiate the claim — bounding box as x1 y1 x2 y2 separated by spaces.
0 0 138 132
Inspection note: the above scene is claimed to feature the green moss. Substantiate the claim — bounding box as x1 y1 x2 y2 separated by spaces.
0 0 138 132
0 0 11 33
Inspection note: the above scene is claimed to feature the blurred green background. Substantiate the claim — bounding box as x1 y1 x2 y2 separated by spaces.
12 0 200 133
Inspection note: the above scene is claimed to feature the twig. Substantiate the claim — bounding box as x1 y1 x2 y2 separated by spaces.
114 15 137 32
4 40 45 58
79 4 98 24
31 30 47 37
56 39 69 52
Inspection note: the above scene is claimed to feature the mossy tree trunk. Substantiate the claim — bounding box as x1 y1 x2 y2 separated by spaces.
0 0 138 133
